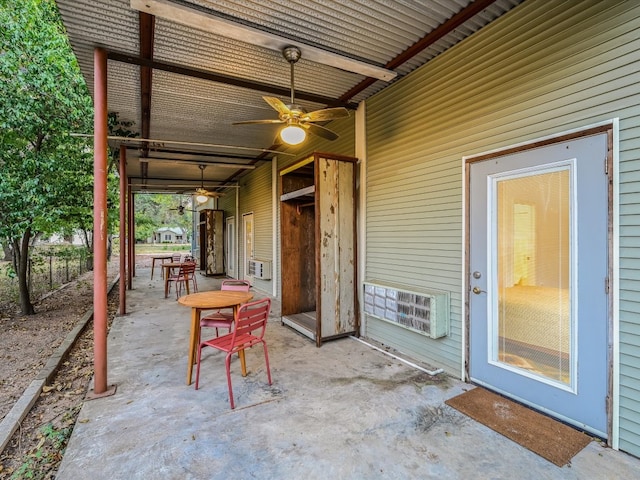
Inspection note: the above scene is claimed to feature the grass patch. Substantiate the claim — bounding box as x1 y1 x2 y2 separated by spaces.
135 244 191 254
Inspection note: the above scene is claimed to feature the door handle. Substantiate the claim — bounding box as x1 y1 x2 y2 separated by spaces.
472 286 486 295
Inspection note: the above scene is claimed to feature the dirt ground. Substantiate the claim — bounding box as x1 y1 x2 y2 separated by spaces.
0 257 129 479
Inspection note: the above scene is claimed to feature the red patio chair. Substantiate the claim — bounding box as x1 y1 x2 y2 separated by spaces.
195 298 272 409
168 262 198 299
199 279 251 340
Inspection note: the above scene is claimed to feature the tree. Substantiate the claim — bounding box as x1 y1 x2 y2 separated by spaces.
0 0 94 314
135 194 194 243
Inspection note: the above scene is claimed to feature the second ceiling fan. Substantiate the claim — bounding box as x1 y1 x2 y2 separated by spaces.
193 165 223 203
233 46 350 145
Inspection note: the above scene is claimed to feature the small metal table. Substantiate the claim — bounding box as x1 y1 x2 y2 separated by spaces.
178 290 254 385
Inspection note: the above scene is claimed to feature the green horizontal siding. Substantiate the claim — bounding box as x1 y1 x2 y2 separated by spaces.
238 162 273 293
365 0 640 453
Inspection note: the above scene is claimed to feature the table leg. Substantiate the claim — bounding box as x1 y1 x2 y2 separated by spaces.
164 271 169 298
187 307 199 385
151 259 156 280
239 350 247 377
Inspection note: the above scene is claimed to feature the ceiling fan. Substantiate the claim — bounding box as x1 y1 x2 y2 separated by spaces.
170 204 197 216
192 165 224 203
233 46 350 145
169 196 197 216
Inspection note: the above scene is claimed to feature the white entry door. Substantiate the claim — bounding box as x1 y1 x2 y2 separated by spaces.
468 132 610 437
242 213 254 281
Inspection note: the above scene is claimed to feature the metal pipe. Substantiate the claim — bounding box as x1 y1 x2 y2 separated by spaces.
349 336 444 376
69 133 294 156
93 47 109 394
127 181 133 289
119 147 127 314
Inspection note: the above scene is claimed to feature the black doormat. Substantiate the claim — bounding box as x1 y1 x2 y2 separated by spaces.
445 387 592 466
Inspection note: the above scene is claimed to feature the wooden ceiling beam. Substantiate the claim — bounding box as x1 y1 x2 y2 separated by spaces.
138 12 155 180
108 51 358 110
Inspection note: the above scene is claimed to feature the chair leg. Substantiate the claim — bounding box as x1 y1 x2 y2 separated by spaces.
262 341 272 385
225 352 235 409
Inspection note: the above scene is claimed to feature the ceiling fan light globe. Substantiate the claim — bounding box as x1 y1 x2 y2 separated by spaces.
195 194 209 204
280 125 306 145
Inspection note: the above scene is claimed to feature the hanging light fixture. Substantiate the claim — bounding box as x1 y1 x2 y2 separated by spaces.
195 165 210 203
280 124 306 145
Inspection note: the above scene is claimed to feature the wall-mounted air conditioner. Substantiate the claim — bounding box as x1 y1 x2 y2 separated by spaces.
248 259 272 280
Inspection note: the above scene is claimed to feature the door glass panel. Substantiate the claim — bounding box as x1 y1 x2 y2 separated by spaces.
494 168 572 385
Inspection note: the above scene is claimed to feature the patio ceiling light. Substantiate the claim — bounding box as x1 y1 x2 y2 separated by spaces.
280 125 306 146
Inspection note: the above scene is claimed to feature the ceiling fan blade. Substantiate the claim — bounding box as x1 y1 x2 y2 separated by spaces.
303 107 350 122
263 96 292 115
232 119 284 125
302 122 339 141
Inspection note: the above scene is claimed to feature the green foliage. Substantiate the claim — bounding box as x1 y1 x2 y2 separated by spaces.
0 0 95 313
0 0 94 234
135 193 193 242
0 0 94 236
9 413 76 480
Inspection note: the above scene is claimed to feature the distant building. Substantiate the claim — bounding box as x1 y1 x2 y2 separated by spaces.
153 227 188 244
45 232 85 246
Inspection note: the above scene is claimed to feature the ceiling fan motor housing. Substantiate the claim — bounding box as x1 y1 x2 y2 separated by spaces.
282 46 301 64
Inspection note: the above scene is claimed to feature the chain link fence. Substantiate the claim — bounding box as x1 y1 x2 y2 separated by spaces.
0 245 91 310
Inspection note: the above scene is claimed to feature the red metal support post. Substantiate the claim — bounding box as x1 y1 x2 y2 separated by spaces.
90 47 115 398
119 147 127 314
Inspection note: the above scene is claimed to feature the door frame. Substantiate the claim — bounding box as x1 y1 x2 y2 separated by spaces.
225 215 236 278
462 120 618 445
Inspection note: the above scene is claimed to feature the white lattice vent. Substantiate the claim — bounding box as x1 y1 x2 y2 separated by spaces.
248 259 271 280
364 282 449 339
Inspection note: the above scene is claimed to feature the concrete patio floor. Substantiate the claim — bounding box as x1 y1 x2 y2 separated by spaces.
57 268 640 479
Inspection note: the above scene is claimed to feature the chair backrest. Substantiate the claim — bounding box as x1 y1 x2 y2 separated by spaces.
221 279 251 292
179 262 196 278
232 298 271 342
172 253 182 262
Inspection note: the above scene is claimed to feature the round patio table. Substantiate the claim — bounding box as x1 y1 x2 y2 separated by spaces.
178 290 253 385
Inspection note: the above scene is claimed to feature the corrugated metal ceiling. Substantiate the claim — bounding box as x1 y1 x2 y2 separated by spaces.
55 0 524 193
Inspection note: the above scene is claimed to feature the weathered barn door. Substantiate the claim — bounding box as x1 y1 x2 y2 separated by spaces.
467 131 610 438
